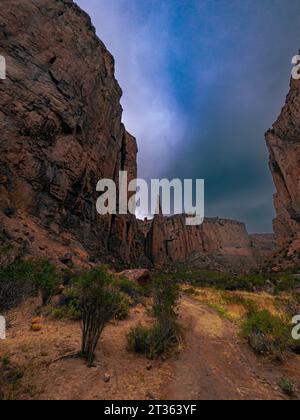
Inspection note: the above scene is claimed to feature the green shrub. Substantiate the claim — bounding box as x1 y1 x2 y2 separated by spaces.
74 267 122 367
158 267 300 294
115 276 144 304
31 259 60 306
116 277 141 297
128 277 180 359
241 309 290 359
127 323 152 356
0 260 38 312
127 322 179 359
278 378 295 397
152 277 179 322
0 258 61 311
48 304 81 321
273 275 300 295
115 293 131 320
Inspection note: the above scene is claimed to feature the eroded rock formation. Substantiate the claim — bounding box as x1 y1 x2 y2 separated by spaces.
0 0 145 267
266 74 300 269
145 214 275 272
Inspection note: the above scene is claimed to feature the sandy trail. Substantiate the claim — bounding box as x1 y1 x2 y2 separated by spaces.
164 296 285 400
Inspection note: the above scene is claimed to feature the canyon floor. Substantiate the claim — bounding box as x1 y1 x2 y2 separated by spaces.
1 291 300 400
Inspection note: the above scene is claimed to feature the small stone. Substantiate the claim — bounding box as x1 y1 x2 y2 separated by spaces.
103 373 111 383
146 392 156 400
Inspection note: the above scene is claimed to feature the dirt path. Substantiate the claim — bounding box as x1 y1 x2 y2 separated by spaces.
164 296 286 400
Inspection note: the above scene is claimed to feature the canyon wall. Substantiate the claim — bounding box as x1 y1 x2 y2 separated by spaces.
266 73 300 269
0 0 275 272
0 0 146 267
145 214 275 272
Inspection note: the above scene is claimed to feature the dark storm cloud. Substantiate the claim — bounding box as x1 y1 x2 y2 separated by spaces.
77 0 300 232
165 0 300 232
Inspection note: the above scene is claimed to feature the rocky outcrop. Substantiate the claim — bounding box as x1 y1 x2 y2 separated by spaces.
144 214 275 272
266 72 300 269
0 0 146 267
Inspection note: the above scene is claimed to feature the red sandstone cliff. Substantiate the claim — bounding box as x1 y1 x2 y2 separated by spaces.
0 0 145 267
266 71 300 269
144 214 275 272
0 0 275 272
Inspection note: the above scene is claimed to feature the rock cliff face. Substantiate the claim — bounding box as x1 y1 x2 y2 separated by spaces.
266 74 300 269
145 214 275 272
0 0 145 267
0 0 275 272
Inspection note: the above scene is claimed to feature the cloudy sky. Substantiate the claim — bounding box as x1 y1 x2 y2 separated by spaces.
77 0 300 233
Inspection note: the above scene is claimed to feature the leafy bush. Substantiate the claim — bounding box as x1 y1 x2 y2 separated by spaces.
128 277 180 359
116 277 141 298
115 293 131 320
152 276 180 322
31 259 60 306
74 267 122 367
0 259 61 311
48 304 81 321
127 322 179 359
158 267 300 294
241 309 290 359
278 378 295 397
0 260 38 312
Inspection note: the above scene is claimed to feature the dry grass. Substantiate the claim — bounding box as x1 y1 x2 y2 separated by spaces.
0 298 172 400
182 286 289 324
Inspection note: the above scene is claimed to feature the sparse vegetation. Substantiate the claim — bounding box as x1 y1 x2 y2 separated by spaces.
0 356 24 400
0 258 61 312
31 260 60 306
115 293 131 320
241 309 290 359
74 267 123 367
183 282 299 359
116 276 142 301
278 378 295 397
0 259 38 312
128 277 180 359
163 267 300 294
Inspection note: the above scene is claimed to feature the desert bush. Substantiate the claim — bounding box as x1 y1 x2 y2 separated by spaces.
241 309 290 359
0 260 37 312
0 356 24 400
115 276 144 304
152 277 180 329
0 258 60 311
161 267 300 294
273 275 300 295
115 293 131 320
278 378 296 397
116 277 141 298
74 267 122 367
48 304 81 321
128 277 180 359
31 259 60 306
127 322 179 359
45 285 81 321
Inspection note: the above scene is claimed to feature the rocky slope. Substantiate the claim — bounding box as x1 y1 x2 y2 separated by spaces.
266 73 300 270
0 0 146 267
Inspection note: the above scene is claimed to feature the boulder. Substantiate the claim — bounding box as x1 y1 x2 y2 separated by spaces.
116 269 151 285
